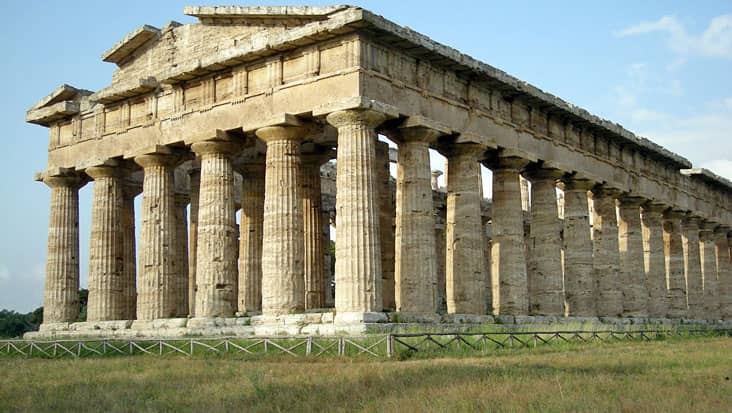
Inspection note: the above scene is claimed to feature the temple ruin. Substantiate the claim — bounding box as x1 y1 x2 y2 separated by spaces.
25 6 732 337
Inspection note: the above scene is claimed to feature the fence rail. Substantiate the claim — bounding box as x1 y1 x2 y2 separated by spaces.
1 328 729 359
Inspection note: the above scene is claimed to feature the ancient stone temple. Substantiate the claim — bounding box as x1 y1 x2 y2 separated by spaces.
26 6 732 338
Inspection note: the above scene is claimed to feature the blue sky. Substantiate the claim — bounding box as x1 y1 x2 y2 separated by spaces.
1 1 730 312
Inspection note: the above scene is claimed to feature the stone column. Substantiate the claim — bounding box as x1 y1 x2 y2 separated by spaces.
237 161 265 314
617 196 648 317
41 173 84 324
86 165 126 321
256 126 308 315
682 216 704 319
561 178 595 317
188 166 200 315
134 152 179 320
174 192 190 317
326 109 387 320
191 140 239 317
392 123 443 315
431 170 443 191
590 186 623 318
699 222 720 320
376 141 396 310
641 203 668 318
487 155 530 316
445 144 487 315
524 166 565 316
715 227 732 319
664 210 687 318
121 181 140 320
302 150 328 310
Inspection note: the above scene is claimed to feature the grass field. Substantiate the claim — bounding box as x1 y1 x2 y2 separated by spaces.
1 337 730 412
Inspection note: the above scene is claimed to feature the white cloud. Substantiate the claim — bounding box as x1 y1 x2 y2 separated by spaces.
616 14 732 59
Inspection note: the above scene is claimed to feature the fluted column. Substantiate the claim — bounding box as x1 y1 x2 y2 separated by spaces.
191 141 239 317
86 165 126 321
590 186 623 317
715 227 732 319
445 144 487 315
302 150 328 310
641 203 668 318
375 142 396 310
120 182 140 320
326 109 386 318
188 166 200 315
682 216 704 319
41 174 84 324
699 222 720 319
524 166 564 316
134 153 179 320
561 178 595 317
392 125 442 314
664 210 687 318
174 192 190 317
617 196 648 317
237 161 265 314
257 126 307 315
487 155 530 316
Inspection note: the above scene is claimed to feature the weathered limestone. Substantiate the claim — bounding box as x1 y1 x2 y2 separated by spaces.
121 181 140 320
524 166 565 316
715 227 732 319
375 142 396 310
560 178 595 317
391 120 445 314
488 155 530 316
445 144 487 315
641 203 668 318
135 152 179 320
326 109 386 319
682 216 704 319
174 192 190 317
699 222 720 319
187 167 200 315
664 210 688 318
41 174 84 323
617 196 648 317
590 186 623 317
257 125 307 315
86 165 126 321
237 160 265 314
191 140 239 317
301 148 329 309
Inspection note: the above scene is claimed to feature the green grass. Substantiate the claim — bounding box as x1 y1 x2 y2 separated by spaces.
0 336 730 412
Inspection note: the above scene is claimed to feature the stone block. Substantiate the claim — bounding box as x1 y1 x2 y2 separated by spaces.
152 318 188 329
495 315 515 325
320 312 335 323
39 322 71 332
334 312 388 325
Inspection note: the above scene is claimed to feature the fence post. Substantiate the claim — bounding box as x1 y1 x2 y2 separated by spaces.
306 337 312 356
387 334 394 358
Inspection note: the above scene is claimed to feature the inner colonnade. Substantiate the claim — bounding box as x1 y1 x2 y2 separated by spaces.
27 6 732 336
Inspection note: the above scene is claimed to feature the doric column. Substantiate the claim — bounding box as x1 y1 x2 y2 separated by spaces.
617 196 648 317
237 160 265 314
256 125 308 315
590 186 623 317
191 140 239 317
390 120 445 314
121 181 141 320
682 216 704 319
187 166 200 315
301 148 329 310
663 210 687 318
561 177 595 317
715 227 732 319
431 170 443 191
445 144 487 315
375 141 396 310
41 173 85 324
641 203 668 318
134 152 179 320
174 192 190 317
326 109 387 319
487 155 530 316
86 165 126 321
524 166 565 316
699 222 720 319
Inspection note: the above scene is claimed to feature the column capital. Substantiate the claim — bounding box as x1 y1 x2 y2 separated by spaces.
441 142 487 160
85 165 122 180
382 115 451 144
617 195 647 208
325 109 387 129
255 125 309 143
699 220 718 232
191 140 241 157
523 164 565 181
642 202 668 214
682 215 703 228
301 143 334 166
41 173 86 189
484 154 531 171
714 225 731 238
134 152 180 169
590 184 622 198
558 176 595 191
663 209 687 220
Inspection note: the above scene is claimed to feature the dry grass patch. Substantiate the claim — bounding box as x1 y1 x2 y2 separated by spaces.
0 337 730 412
